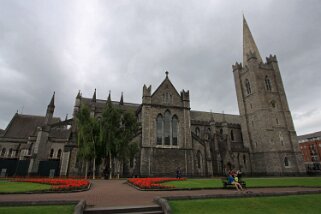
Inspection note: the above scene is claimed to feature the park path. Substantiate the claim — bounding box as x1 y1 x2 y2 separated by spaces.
0 180 321 208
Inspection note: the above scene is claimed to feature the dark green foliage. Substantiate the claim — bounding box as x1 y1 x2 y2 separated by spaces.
76 101 139 178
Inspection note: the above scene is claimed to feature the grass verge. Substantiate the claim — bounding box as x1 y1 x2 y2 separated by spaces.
169 194 321 214
0 205 74 214
163 177 321 189
0 181 51 193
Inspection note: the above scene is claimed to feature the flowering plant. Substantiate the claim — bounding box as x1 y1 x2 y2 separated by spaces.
128 177 185 189
11 178 90 191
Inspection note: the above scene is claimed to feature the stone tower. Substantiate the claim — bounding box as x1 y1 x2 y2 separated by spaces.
233 16 306 175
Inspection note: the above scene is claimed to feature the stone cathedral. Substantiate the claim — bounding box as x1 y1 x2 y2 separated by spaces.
0 17 306 177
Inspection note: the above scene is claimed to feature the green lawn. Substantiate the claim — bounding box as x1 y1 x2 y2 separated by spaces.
0 181 51 193
169 194 321 214
0 205 74 214
163 177 321 189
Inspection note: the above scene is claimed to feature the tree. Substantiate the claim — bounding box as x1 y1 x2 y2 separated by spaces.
76 105 102 179
100 102 139 179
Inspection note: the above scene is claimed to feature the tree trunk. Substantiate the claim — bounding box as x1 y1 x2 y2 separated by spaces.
85 161 89 179
92 137 96 180
116 159 120 179
109 152 112 179
93 157 96 180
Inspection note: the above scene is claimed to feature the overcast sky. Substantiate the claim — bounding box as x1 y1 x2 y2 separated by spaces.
0 0 320 135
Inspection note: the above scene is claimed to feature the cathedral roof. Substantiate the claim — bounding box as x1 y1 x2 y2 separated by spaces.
190 110 241 124
49 127 71 139
1 113 60 139
80 97 140 114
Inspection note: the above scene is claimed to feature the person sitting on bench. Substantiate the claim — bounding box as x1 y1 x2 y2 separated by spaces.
228 172 243 191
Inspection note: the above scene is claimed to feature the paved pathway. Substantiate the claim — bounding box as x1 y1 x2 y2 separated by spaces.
0 180 321 208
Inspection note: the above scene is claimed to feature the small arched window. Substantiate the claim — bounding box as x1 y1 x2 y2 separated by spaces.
8 149 13 158
28 144 33 155
1 148 6 157
156 114 163 145
245 79 252 95
57 149 62 159
284 157 289 167
220 128 223 135
195 127 200 137
265 76 272 91
230 130 234 141
271 100 276 108
197 151 202 169
49 149 54 158
243 154 246 165
172 116 178 145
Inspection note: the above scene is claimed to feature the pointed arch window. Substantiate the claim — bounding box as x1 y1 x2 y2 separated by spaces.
156 111 179 146
172 116 178 145
243 154 246 165
57 149 62 159
49 149 54 158
245 79 252 95
284 157 289 167
156 114 163 145
28 144 33 155
230 130 234 141
8 149 13 158
265 76 272 91
164 111 171 145
1 148 6 157
195 127 200 137
197 151 202 169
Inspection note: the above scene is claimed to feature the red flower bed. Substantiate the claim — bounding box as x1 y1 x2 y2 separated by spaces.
128 177 185 189
11 178 90 191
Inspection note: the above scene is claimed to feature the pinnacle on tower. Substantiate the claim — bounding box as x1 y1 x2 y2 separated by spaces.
107 90 112 105
120 92 124 105
92 89 96 103
76 90 81 99
243 15 263 65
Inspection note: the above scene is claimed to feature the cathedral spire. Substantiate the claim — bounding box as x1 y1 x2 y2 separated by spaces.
243 15 263 65
48 91 55 108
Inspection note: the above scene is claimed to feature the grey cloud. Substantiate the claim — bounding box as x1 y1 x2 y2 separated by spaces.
0 0 320 136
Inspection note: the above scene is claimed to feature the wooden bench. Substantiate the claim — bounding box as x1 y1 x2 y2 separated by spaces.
221 178 246 189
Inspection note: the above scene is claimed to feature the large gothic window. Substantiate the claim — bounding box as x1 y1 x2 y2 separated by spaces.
172 116 178 145
156 114 163 145
164 111 171 145
245 79 252 95
156 111 179 146
265 76 272 91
